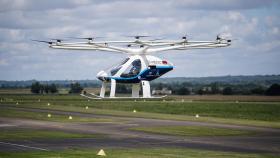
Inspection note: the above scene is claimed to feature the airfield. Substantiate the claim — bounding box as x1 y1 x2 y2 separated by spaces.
0 93 280 157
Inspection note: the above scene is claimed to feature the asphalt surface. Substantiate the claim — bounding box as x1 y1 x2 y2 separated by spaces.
0 105 280 154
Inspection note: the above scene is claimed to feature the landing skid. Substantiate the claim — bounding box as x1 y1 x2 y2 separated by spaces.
80 93 167 100
80 93 102 100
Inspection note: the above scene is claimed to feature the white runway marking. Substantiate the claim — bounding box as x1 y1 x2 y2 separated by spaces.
0 124 16 127
0 142 49 151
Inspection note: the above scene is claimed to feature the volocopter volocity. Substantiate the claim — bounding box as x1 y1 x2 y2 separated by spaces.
34 35 231 99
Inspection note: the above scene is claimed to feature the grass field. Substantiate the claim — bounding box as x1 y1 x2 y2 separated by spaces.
1 94 280 128
1 94 280 121
78 101 280 121
171 95 280 102
0 94 280 157
131 126 256 137
0 108 114 123
0 128 101 141
0 148 278 158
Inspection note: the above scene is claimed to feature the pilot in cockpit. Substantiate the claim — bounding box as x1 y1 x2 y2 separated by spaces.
120 59 141 78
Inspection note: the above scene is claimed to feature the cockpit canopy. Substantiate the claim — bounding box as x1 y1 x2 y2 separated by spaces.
110 58 129 76
109 57 142 78
120 59 141 78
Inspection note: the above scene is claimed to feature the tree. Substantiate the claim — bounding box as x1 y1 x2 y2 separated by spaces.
31 82 41 94
176 87 190 95
39 84 44 94
265 84 280 96
49 84 58 93
69 82 83 94
222 87 233 95
210 82 220 94
116 84 129 93
197 88 204 95
251 87 265 95
44 84 50 94
31 82 58 94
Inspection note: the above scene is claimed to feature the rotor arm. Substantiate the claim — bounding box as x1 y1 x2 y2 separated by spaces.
50 45 125 54
89 43 134 54
146 42 222 53
176 42 231 50
34 35 231 55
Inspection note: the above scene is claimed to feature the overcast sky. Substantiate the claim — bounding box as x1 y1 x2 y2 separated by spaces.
0 0 280 80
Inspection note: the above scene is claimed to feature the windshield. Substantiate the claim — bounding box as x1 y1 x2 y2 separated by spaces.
110 58 130 76
120 59 141 78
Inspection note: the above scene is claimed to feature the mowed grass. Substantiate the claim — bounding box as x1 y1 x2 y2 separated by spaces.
4 103 279 128
2 94 280 121
131 126 256 137
0 108 113 123
0 128 101 141
0 148 278 158
1 94 280 127
77 101 280 122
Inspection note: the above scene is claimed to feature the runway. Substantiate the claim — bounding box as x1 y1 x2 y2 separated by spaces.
0 106 280 154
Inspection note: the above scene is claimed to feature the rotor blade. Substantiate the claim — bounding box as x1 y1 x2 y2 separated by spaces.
68 37 103 40
31 39 53 44
149 37 165 41
216 33 233 41
180 33 190 40
126 35 151 39
216 35 222 40
50 38 64 43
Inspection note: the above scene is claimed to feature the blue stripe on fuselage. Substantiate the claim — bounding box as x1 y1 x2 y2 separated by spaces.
107 66 173 83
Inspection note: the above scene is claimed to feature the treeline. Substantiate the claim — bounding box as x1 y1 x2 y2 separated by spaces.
151 82 280 96
28 81 280 96
31 82 83 94
108 82 280 96
2 75 280 96
31 82 58 94
1 75 280 88
1 80 99 88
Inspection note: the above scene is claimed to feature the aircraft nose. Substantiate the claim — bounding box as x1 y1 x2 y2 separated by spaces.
168 61 174 66
163 60 173 66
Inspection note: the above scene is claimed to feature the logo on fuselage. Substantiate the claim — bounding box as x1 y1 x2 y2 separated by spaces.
149 60 162 65
149 60 166 65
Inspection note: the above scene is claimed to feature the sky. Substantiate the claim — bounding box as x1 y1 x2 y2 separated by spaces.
0 0 280 80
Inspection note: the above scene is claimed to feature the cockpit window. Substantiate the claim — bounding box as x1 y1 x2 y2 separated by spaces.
120 59 141 78
110 58 129 76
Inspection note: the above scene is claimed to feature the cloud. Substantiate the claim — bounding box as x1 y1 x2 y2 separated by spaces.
0 0 280 80
0 59 8 66
0 0 93 12
171 0 280 10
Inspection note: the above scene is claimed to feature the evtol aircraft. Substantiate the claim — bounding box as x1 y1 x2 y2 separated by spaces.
34 35 231 99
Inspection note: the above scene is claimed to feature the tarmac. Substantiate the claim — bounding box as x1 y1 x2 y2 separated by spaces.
0 106 280 154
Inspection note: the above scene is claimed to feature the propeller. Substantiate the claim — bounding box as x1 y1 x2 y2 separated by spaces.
216 35 222 41
216 34 235 43
32 40 54 45
181 34 190 43
126 35 150 40
216 33 234 40
69 37 103 41
50 38 64 43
